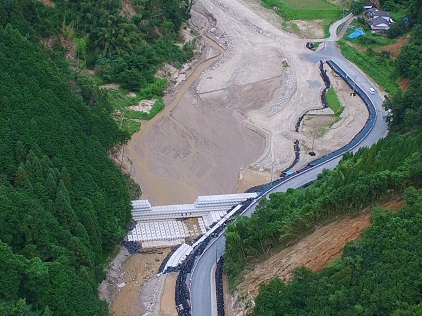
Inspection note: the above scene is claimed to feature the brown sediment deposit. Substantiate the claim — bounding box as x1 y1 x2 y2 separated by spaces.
99 247 171 316
159 273 178 316
375 36 410 59
123 0 368 206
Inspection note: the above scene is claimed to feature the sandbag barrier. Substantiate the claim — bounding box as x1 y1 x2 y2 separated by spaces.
277 60 376 172
320 60 331 109
231 197 254 217
306 42 315 50
173 217 229 315
320 60 331 89
246 173 285 194
175 251 195 316
285 140 300 173
121 240 140 254
247 59 377 196
307 59 376 167
215 257 225 316
122 219 140 253
295 112 307 132
246 139 300 194
248 61 333 194
158 247 177 274
296 61 331 134
173 198 255 316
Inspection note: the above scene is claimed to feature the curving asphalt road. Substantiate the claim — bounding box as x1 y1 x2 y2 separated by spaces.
189 13 389 316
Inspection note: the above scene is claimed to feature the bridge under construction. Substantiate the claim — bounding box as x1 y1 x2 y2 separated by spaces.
126 192 257 249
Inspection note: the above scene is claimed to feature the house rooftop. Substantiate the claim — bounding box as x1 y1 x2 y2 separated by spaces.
374 10 391 17
370 16 393 26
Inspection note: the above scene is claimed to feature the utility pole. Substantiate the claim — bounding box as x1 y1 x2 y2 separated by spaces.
270 162 274 185
312 134 315 152
352 75 357 95
309 133 316 156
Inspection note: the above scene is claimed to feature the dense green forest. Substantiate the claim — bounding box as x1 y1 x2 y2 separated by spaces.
0 0 196 134
0 23 131 315
0 0 194 91
225 0 422 314
0 0 191 314
225 133 422 279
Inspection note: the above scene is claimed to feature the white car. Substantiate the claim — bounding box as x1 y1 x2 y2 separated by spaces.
369 88 376 95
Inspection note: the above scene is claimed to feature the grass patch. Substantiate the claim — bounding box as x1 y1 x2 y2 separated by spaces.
323 18 334 38
326 87 344 117
281 20 301 34
312 41 322 50
138 78 167 99
137 99 165 120
338 39 399 95
123 119 141 135
263 0 339 10
107 82 166 135
346 24 397 48
109 91 165 121
261 0 342 20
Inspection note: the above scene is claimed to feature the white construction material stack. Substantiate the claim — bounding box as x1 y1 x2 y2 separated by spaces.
127 220 190 245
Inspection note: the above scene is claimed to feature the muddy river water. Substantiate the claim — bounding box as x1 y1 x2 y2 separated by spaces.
123 8 267 205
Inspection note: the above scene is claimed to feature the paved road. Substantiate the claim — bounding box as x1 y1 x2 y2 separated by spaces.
328 13 353 41
190 13 389 316
190 237 227 316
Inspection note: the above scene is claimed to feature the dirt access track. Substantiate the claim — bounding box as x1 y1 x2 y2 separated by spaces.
123 0 367 205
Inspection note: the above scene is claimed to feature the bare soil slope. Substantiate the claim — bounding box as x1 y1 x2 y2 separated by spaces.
228 199 404 315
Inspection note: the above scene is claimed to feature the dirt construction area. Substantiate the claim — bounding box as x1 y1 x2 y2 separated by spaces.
123 0 368 205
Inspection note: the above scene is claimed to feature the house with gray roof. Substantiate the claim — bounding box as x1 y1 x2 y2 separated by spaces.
365 8 394 32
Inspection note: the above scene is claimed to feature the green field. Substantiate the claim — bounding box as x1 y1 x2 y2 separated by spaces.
338 40 399 96
326 87 344 117
261 0 342 20
336 21 400 96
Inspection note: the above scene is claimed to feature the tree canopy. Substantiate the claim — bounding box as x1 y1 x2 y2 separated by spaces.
0 0 194 91
0 0 194 313
0 21 131 315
